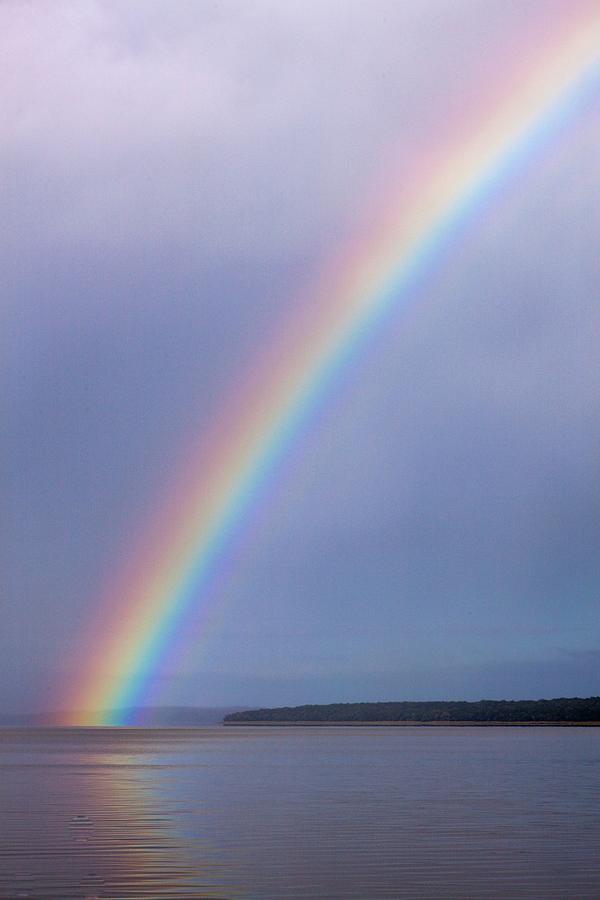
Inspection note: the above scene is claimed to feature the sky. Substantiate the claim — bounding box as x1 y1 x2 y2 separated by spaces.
3 0 600 715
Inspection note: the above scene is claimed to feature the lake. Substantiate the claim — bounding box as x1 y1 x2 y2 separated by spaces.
0 726 598 898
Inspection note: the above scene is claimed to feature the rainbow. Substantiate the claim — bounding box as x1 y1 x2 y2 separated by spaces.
64 7 600 725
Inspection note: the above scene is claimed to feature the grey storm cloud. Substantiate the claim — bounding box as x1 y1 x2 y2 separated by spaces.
0 0 548 262
3 0 600 713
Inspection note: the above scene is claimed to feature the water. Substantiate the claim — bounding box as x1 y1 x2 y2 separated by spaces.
0 726 599 899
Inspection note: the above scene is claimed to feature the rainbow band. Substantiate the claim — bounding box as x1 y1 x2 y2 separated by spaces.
66 11 600 725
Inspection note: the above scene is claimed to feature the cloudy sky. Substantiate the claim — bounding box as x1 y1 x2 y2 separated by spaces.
3 0 600 715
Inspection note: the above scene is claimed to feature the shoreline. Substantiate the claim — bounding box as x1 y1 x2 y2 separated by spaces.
223 720 600 727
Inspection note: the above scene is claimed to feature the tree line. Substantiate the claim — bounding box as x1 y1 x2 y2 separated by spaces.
224 697 600 724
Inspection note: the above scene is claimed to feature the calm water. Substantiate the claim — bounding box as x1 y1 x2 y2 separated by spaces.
0 726 599 899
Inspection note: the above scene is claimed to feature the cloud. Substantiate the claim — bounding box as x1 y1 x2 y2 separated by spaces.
3 0 600 711
4 0 581 259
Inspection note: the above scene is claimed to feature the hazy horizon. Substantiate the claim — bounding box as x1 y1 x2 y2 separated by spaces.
4 693 600 723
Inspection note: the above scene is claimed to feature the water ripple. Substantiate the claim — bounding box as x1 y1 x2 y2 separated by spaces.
0 726 599 898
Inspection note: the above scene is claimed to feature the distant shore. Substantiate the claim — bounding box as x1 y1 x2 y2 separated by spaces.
223 697 600 726
224 719 600 727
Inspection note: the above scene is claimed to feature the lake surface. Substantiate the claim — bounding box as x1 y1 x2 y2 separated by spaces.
0 726 599 898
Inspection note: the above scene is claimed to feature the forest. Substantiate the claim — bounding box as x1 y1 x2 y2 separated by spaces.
224 697 600 724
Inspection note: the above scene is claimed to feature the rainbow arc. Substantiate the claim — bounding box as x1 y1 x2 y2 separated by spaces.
63 8 600 726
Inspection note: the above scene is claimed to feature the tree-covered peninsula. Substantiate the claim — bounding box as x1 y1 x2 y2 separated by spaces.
223 697 600 725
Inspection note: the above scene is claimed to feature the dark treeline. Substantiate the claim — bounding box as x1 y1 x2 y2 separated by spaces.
224 697 600 724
